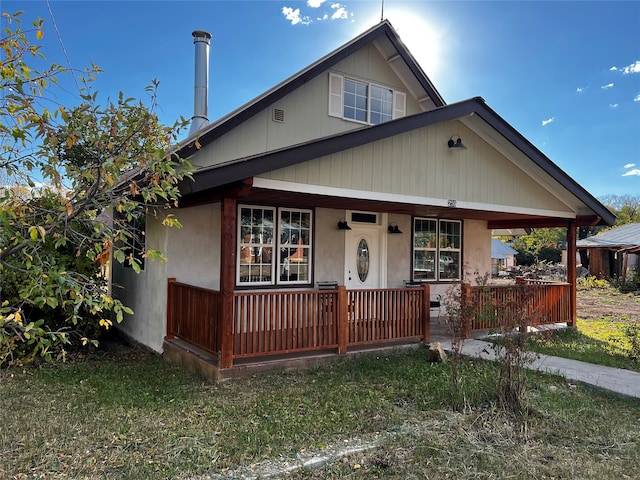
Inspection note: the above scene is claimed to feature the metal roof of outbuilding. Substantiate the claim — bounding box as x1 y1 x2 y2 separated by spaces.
576 223 640 249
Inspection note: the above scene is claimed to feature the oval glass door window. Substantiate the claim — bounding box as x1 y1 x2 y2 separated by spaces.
356 238 370 282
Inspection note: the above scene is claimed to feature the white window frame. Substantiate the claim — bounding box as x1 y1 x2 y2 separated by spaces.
412 218 462 282
329 72 406 125
237 205 313 287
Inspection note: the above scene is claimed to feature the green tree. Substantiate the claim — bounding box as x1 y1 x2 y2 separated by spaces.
599 194 640 226
0 13 193 365
513 228 565 266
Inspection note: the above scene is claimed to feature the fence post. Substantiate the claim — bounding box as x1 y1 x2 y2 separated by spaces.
165 278 176 340
421 284 430 343
337 286 348 354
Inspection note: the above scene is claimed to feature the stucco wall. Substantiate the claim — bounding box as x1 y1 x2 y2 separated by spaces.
166 203 221 289
113 214 169 353
386 213 411 288
463 219 492 284
314 208 346 284
114 204 221 352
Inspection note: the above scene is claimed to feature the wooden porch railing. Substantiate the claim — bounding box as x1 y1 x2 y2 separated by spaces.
166 280 430 365
347 288 424 345
465 281 571 332
232 289 340 358
166 279 221 354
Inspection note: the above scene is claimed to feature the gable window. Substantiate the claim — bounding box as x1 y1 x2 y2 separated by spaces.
238 205 312 286
329 73 406 125
412 218 461 281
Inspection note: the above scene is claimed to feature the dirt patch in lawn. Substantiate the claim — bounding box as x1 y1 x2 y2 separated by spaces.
577 288 640 322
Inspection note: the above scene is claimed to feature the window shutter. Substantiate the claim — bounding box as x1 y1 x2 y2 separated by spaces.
328 73 343 118
393 91 406 119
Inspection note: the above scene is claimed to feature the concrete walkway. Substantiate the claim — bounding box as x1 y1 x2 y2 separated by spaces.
437 338 640 400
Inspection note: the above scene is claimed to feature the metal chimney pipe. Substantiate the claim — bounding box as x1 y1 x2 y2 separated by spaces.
189 30 212 136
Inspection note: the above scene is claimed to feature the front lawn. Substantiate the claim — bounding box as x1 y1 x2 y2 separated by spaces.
2 343 639 479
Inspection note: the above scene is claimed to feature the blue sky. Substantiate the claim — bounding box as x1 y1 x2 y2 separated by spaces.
4 0 639 199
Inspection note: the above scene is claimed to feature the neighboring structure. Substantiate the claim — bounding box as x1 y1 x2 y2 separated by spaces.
112 20 615 377
491 238 518 275
576 223 640 286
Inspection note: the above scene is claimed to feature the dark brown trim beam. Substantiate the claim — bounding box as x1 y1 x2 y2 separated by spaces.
219 195 237 369
488 216 604 229
566 221 577 327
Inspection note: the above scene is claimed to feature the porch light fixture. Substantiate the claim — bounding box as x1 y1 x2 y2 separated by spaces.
337 219 352 230
448 134 467 150
388 223 402 234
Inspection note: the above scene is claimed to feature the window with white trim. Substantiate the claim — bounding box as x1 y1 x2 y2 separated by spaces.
237 205 312 286
412 218 461 281
329 73 406 125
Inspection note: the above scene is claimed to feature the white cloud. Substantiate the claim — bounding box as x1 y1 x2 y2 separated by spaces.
601 83 614 90
622 169 640 177
291 1 350 23
610 66 618 71
576 86 585 93
330 3 349 20
624 163 636 169
634 93 640 102
541 117 554 126
621 60 640 74
610 103 619 108
282 6 312 25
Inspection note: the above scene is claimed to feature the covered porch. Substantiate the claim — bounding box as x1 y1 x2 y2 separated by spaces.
164 277 572 377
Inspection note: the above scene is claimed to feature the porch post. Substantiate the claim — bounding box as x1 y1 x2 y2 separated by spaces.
336 285 348 354
219 196 237 368
421 284 430 343
165 277 176 340
566 221 577 327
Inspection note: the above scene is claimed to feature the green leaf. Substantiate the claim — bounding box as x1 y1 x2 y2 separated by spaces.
114 250 125 263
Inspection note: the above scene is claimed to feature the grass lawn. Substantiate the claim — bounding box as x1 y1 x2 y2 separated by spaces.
524 286 640 372
2 344 639 479
527 318 640 372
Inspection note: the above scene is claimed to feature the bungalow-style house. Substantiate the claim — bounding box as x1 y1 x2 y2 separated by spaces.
112 20 615 378
576 223 640 286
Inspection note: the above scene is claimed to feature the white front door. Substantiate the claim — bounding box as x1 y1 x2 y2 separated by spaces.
345 225 385 289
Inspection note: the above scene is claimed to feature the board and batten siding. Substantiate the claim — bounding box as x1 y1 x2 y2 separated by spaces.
190 43 423 169
259 121 574 215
